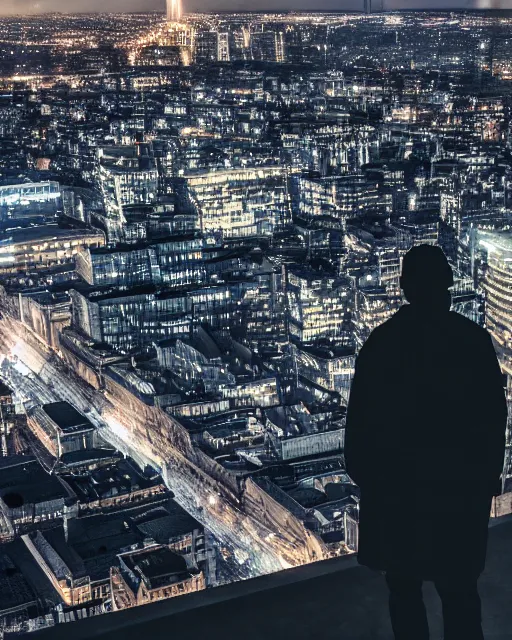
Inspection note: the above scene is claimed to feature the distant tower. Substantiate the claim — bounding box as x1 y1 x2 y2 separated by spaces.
364 0 371 13
167 0 183 22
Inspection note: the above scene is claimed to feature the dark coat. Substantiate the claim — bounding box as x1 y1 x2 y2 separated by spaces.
345 304 508 579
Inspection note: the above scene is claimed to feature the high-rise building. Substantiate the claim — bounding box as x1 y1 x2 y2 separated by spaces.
167 0 183 22
480 232 512 374
186 167 289 239
218 33 230 62
251 30 286 63
195 31 219 63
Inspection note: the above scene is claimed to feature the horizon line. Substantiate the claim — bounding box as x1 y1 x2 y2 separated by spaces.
2 8 512 17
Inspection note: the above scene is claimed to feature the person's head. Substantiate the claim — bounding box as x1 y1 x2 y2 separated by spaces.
400 245 454 311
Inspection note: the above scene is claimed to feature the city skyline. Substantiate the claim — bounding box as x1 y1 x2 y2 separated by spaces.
2 0 512 17
0 4 511 637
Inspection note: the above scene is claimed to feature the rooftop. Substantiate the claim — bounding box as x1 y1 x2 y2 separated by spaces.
0 549 37 615
296 342 355 360
122 546 189 590
89 234 199 255
19 516 512 640
42 517 142 582
135 510 200 546
42 402 95 435
1 225 103 245
0 457 68 508
61 457 160 503
478 230 512 254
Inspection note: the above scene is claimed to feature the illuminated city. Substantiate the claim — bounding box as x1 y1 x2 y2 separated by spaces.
0 1 511 636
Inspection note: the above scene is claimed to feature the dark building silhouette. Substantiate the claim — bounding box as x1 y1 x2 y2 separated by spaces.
345 244 508 640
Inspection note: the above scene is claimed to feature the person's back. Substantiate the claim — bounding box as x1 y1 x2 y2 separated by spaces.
345 245 507 640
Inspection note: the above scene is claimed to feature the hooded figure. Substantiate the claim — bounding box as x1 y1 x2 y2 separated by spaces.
345 245 507 640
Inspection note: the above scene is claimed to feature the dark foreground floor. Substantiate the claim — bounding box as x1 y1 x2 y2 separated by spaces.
22 517 512 640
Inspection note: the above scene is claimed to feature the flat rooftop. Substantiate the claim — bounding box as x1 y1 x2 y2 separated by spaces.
296 342 355 360
0 549 37 614
0 457 68 508
42 402 95 434
42 522 138 583
61 458 161 503
122 547 189 590
2 225 103 245
90 234 199 256
18 516 512 640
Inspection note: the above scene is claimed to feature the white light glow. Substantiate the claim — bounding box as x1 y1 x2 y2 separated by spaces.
106 416 131 442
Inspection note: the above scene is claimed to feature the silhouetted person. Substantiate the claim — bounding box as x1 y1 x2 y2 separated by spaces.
345 245 507 640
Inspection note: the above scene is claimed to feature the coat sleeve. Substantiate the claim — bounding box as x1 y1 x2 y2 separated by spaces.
344 339 376 489
479 333 508 497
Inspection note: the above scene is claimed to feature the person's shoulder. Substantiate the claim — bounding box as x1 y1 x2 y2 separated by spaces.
370 309 403 338
360 314 399 353
448 311 490 341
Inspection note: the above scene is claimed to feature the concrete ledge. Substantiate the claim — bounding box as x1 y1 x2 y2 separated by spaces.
22 549 359 640
20 514 512 640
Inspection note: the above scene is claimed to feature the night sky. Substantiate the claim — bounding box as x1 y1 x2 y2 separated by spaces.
0 0 509 16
